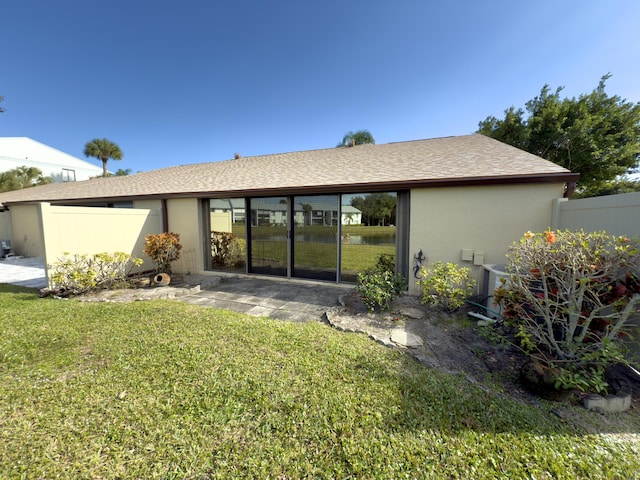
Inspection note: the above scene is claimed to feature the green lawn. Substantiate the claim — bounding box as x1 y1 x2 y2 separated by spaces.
1 284 639 478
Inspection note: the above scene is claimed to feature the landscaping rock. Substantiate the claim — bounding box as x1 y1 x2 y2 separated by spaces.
400 307 425 319
390 329 424 348
584 392 632 413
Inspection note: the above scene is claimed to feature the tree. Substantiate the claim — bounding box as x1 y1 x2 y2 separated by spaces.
0 166 52 193
338 130 375 147
114 168 132 176
83 138 124 177
478 75 640 197
350 193 396 226
575 177 640 198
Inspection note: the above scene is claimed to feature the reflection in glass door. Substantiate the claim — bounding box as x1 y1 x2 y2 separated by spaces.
340 192 397 282
249 197 288 276
292 195 338 281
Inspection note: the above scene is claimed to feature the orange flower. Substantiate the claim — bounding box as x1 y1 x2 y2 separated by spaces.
545 230 556 244
524 231 534 239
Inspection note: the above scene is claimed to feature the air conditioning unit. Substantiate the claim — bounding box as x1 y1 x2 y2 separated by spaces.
481 264 509 319
1 240 14 258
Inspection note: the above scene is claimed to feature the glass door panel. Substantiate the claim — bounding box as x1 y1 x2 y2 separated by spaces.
292 195 338 281
249 197 288 276
208 198 246 272
340 192 397 282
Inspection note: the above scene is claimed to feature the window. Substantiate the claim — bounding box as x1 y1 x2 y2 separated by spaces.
61 169 76 182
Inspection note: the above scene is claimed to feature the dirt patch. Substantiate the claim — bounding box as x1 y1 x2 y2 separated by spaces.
330 291 640 425
332 292 530 395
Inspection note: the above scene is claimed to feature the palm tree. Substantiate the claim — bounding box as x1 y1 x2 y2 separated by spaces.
83 138 124 177
338 130 375 147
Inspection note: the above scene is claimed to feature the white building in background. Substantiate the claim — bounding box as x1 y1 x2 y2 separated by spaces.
0 137 104 182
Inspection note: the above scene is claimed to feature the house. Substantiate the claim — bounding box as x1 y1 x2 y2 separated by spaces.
341 206 362 225
0 137 104 182
0 134 578 293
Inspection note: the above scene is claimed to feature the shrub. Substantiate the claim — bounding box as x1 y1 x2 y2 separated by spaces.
356 254 406 312
49 252 143 295
143 232 182 274
495 229 640 393
418 262 475 312
211 231 244 267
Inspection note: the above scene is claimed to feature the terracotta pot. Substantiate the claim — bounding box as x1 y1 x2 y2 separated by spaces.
154 273 171 286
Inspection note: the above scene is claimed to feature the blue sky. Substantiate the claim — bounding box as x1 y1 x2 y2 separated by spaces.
2 1 639 174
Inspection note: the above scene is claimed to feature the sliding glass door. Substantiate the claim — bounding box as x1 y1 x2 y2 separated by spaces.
249 197 288 276
210 191 404 282
292 195 338 281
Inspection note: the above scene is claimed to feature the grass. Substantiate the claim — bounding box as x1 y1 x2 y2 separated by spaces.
1 284 639 479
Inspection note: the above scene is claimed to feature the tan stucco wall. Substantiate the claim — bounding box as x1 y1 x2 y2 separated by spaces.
0 211 12 244
40 203 163 272
133 199 163 210
553 192 640 237
8 204 45 258
408 183 565 295
165 198 205 274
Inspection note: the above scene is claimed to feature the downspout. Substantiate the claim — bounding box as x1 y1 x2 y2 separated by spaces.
564 181 576 199
161 199 169 232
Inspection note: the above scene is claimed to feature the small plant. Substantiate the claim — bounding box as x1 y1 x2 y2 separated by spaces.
211 231 244 267
49 252 143 295
143 232 182 274
356 254 406 312
418 262 475 312
496 229 640 394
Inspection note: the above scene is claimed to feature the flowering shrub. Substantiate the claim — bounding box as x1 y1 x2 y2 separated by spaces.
418 262 475 312
356 254 407 312
143 232 182 274
49 252 143 295
496 229 640 393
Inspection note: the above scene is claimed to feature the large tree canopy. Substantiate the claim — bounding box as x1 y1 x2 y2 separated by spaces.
83 138 124 178
338 130 375 147
478 75 640 197
350 193 396 226
0 166 51 193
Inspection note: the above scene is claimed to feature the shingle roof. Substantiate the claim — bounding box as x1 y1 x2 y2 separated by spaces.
0 134 577 207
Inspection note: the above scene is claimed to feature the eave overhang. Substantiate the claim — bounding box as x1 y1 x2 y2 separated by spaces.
0 172 579 208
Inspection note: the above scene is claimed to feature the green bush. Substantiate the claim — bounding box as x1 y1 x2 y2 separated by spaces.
356 254 406 312
49 252 143 295
143 232 182 274
495 229 640 393
418 262 475 312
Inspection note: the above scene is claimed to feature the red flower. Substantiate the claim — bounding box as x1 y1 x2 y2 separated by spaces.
545 230 556 244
